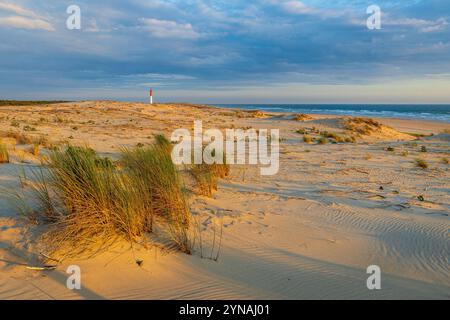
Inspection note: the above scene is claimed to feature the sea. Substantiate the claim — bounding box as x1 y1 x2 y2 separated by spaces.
213 104 450 123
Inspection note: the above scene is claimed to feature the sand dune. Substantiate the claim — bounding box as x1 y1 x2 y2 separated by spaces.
0 102 449 299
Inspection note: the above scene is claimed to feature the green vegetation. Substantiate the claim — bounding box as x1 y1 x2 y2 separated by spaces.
15 137 192 258
303 134 313 143
0 100 68 106
23 125 36 132
344 117 382 135
10 120 20 128
0 143 9 163
415 158 428 169
190 150 230 198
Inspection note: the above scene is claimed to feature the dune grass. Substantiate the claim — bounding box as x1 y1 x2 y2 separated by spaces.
293 114 312 121
303 134 313 143
16 136 192 258
121 135 191 253
344 117 382 135
0 100 68 106
0 143 9 163
415 158 428 169
191 163 219 197
28 143 40 156
190 149 230 198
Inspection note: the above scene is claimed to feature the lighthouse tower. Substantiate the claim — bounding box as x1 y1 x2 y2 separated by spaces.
149 88 153 104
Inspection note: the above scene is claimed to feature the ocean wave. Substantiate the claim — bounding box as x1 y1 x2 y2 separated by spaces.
215 105 450 123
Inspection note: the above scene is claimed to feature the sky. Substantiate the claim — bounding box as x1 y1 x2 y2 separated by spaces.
0 0 449 104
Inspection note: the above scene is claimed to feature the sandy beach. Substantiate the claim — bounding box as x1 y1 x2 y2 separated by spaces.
0 101 449 300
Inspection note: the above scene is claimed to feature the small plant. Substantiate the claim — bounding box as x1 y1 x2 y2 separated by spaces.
321 131 340 140
303 134 313 143
293 114 312 121
402 150 409 157
28 143 40 156
0 143 9 163
191 163 218 197
296 129 306 135
415 158 428 169
10 120 20 127
7 131 32 144
318 137 328 145
386 146 395 152
23 125 36 132
420 146 427 153
344 136 356 143
12 138 193 258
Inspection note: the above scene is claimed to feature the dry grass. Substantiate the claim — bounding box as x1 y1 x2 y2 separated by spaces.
121 134 191 253
303 134 313 143
14 137 192 258
344 117 382 135
415 158 429 169
191 163 230 197
28 143 40 156
318 137 328 145
0 142 9 163
191 163 219 197
4 131 33 145
293 114 312 121
320 131 353 143
190 150 230 198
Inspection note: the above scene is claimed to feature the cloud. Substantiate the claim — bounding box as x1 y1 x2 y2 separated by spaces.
0 15 54 31
278 1 313 14
0 2 53 31
0 0 449 102
139 18 200 39
0 2 37 18
386 17 448 33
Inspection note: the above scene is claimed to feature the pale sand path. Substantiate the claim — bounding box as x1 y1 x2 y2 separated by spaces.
0 102 449 299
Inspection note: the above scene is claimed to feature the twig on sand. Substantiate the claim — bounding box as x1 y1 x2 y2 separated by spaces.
25 265 57 271
40 252 61 263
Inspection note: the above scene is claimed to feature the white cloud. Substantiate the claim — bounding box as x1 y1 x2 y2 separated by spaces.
139 18 200 39
0 2 38 18
0 15 54 31
279 1 312 14
267 0 343 19
386 17 448 33
349 14 448 33
0 2 53 31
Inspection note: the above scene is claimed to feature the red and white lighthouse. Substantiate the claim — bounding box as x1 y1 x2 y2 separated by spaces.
149 88 153 104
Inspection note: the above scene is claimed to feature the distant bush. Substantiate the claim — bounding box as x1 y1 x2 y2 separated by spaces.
303 134 313 143
415 158 428 169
